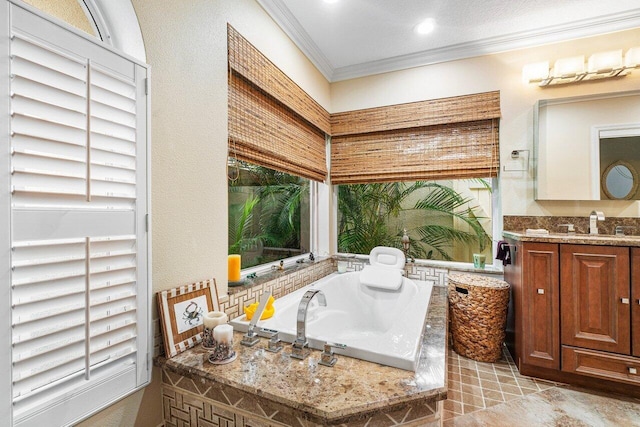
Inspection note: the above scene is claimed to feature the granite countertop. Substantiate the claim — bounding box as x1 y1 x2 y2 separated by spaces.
156 285 447 425
503 230 640 247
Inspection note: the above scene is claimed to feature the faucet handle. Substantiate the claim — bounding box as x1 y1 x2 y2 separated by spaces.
615 225 635 236
318 342 347 367
558 224 575 234
240 327 260 347
263 329 283 353
289 340 309 360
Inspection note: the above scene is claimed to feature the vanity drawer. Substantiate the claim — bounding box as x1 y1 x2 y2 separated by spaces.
562 346 640 386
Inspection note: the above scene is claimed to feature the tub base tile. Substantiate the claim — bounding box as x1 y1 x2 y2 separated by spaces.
162 377 442 427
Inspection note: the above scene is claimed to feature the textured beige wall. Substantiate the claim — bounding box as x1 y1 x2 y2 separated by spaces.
78 0 330 426
330 28 640 218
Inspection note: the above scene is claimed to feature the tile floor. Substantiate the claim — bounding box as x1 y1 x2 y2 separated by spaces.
443 347 640 426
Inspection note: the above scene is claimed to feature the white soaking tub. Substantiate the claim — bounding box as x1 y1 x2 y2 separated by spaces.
231 270 433 371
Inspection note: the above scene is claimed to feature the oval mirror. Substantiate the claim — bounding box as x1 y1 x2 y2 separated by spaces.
601 160 638 200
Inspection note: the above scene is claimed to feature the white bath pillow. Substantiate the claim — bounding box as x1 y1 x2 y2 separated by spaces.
360 265 403 291
369 246 405 269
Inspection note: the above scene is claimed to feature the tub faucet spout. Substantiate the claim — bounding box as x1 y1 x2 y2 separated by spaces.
290 290 326 360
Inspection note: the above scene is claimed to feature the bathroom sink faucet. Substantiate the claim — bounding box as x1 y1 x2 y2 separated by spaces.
589 211 605 235
615 225 635 236
290 290 326 360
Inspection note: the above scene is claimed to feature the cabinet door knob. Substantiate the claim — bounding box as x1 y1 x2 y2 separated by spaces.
537 289 545 295
629 367 638 375
621 298 630 304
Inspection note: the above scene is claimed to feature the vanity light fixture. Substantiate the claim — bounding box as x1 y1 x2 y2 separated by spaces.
523 46 640 87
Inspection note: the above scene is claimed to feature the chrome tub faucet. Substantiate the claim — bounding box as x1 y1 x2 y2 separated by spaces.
290 290 326 360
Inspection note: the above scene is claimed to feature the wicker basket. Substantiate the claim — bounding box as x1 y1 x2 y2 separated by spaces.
448 273 510 362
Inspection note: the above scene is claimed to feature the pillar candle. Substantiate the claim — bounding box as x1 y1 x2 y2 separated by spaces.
228 254 241 282
203 311 228 329
213 324 234 345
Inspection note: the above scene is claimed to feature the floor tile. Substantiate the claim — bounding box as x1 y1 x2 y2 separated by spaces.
481 389 504 401
461 383 482 396
443 346 640 426
477 371 497 381
461 391 484 408
478 380 501 392
459 373 480 386
499 383 523 396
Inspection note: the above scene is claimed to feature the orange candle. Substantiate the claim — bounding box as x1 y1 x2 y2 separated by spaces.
228 254 241 282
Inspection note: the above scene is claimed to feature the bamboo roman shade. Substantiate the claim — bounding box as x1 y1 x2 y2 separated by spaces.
330 91 501 185
228 25 329 182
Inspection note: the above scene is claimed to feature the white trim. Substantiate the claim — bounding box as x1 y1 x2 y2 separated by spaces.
84 0 146 62
491 177 502 270
258 0 640 82
255 0 333 80
78 0 111 43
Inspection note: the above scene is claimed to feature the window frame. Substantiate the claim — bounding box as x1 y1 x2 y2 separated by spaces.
235 179 323 278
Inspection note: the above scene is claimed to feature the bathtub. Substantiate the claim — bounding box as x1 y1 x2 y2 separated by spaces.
230 271 433 371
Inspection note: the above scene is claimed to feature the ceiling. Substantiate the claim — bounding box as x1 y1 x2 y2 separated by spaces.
256 0 640 82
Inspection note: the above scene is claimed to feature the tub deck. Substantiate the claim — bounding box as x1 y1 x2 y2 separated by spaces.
157 285 447 426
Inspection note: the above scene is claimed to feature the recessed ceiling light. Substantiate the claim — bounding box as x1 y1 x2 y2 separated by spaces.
414 18 436 35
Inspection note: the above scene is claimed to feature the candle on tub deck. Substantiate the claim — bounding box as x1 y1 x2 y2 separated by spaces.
204 311 228 329
228 254 241 282
213 324 233 345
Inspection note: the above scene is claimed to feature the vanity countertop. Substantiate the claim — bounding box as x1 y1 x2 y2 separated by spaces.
156 285 447 425
503 230 640 247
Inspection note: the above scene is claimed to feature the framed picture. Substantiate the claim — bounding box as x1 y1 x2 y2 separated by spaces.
157 278 220 358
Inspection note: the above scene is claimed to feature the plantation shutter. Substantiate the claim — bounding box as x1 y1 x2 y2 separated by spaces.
2 3 150 426
330 92 501 184
227 24 329 182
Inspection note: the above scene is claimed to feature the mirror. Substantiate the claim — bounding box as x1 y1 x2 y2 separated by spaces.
534 90 640 200
601 161 638 200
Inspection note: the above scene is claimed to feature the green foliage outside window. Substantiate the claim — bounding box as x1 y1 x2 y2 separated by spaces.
228 160 309 269
337 181 491 261
228 159 491 268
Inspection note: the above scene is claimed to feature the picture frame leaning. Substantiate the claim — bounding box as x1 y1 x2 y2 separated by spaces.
157 278 220 358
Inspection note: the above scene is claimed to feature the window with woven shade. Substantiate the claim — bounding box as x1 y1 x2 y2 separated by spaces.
330 91 501 184
227 25 329 183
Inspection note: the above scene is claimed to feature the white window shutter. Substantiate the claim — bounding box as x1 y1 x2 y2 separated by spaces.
1 2 151 426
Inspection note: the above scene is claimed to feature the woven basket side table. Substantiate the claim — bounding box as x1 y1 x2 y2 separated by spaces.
448 273 510 362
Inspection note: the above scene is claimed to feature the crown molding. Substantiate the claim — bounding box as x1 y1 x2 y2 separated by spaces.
257 2 640 83
256 0 333 81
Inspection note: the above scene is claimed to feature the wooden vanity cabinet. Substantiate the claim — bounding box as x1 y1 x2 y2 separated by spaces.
560 245 630 355
633 248 640 358
521 243 560 370
504 240 560 373
505 238 640 394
